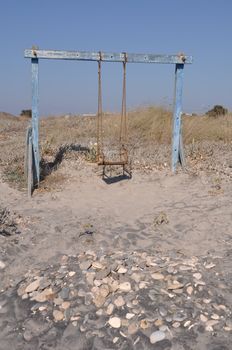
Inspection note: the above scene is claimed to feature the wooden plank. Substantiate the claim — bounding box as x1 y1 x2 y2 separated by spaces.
24 49 193 64
31 58 40 185
172 64 184 172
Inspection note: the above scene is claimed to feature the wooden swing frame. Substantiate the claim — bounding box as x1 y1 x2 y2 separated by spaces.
24 48 192 196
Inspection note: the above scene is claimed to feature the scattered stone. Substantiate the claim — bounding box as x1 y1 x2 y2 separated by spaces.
205 263 215 269
108 317 121 328
92 261 104 270
140 319 150 329
119 282 131 292
113 337 119 344
32 288 54 302
53 310 64 321
25 279 40 293
128 322 138 334
61 301 70 310
172 321 181 328
151 273 164 280
93 294 106 308
193 273 202 280
186 286 193 295
211 313 219 320
155 319 163 327
114 296 125 307
126 313 135 320
168 282 184 290
0 261 6 270
200 314 208 323
54 297 63 306
80 261 92 270
118 267 127 274
150 330 166 344
68 271 76 277
184 320 191 328
99 284 110 298
106 303 114 315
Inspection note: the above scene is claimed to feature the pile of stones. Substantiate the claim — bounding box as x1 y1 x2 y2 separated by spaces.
16 250 231 348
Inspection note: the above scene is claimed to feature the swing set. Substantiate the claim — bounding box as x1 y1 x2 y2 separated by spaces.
24 48 192 197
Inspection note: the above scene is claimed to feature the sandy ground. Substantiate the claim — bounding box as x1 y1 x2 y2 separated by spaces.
0 162 231 349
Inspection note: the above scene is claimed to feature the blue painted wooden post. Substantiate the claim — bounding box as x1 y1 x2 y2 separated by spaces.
172 63 184 172
31 58 40 185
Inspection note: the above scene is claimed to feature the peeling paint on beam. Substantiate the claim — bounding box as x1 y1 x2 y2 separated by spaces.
24 49 193 64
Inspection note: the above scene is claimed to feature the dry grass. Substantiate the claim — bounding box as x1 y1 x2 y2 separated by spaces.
0 106 231 189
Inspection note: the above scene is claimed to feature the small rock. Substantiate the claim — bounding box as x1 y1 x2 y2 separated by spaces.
131 273 141 283
113 337 119 344
99 284 110 298
109 317 121 328
186 286 193 295
106 303 114 315
119 282 131 292
205 263 215 269
61 301 70 310
200 314 208 323
80 261 92 270
32 288 54 302
92 261 104 269
25 279 40 293
54 297 63 305
118 267 127 274
172 322 180 328
184 320 191 328
96 309 103 316
193 273 202 280
114 296 125 308
139 281 148 289
126 313 135 320
150 330 165 344
93 294 106 308
53 310 64 321
167 282 184 290
151 273 164 280
140 319 150 329
155 319 163 327
128 322 138 335
68 271 76 277
59 287 70 300
211 313 219 320
0 261 6 270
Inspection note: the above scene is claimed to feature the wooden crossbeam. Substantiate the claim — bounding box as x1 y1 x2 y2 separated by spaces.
25 49 193 64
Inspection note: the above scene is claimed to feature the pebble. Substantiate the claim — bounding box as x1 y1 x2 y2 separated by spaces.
193 273 202 280
114 296 125 307
155 319 163 327
113 337 119 344
211 313 219 320
200 314 208 323
108 317 121 328
99 284 110 298
32 288 54 302
79 261 92 270
61 301 70 310
187 286 193 295
0 261 6 270
126 313 135 320
139 281 148 289
140 319 150 329
172 321 181 328
205 263 215 269
128 322 138 334
151 273 164 280
93 294 106 308
150 330 166 344
25 279 40 293
68 271 76 277
184 320 191 327
92 261 104 269
118 267 127 274
119 282 131 292
106 303 114 315
53 310 64 321
168 282 184 290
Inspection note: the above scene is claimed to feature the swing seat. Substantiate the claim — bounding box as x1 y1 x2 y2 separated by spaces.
97 147 128 166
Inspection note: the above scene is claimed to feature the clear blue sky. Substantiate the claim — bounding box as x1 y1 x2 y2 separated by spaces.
0 0 232 116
